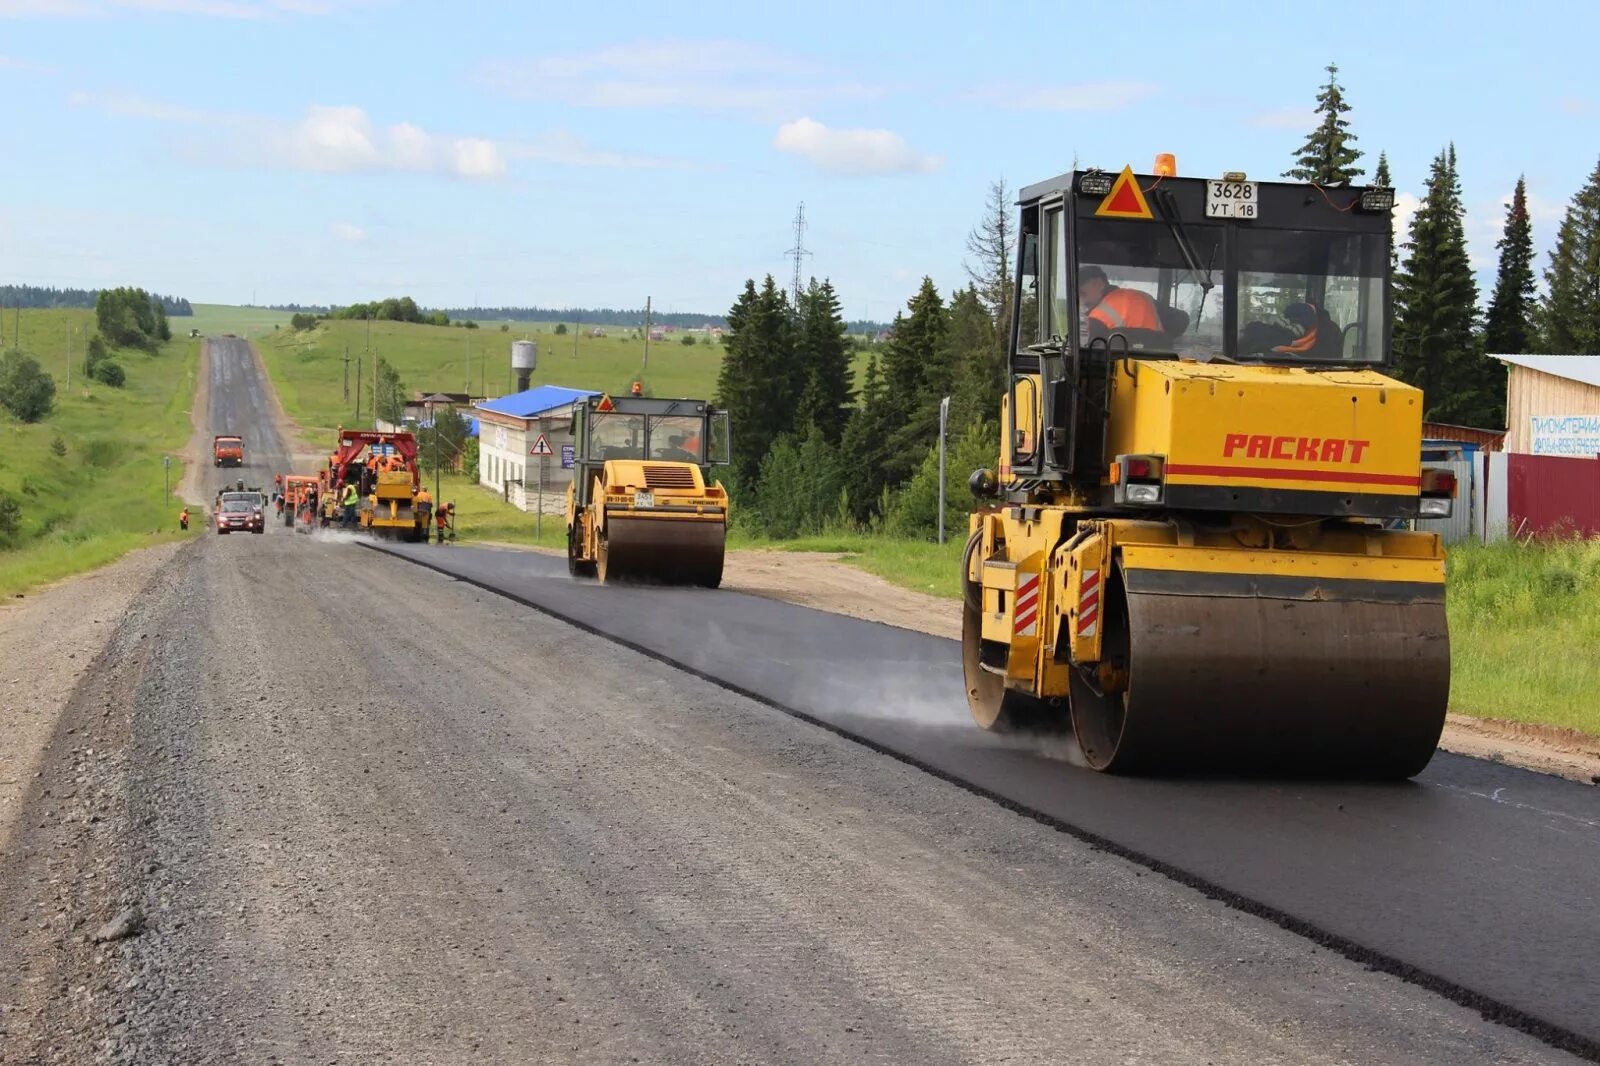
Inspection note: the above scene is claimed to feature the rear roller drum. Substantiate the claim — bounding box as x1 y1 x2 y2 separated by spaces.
960 537 1060 734
567 525 597 578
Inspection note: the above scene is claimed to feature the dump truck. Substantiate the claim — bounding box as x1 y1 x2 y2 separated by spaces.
565 394 730 586
963 159 1455 777
213 434 244 467
316 429 430 541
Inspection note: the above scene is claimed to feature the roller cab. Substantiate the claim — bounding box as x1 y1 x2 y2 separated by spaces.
964 161 1452 777
565 395 730 587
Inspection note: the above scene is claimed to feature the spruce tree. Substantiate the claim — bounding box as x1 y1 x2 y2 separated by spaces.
1538 158 1600 354
945 285 1001 430
1485 177 1537 355
794 279 854 443
880 279 949 485
1394 146 1491 424
838 354 893 522
1374 151 1397 273
715 276 796 488
1284 63 1364 185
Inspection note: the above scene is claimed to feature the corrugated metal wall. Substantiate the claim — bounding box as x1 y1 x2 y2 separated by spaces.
1505 453 1600 538
1504 367 1600 453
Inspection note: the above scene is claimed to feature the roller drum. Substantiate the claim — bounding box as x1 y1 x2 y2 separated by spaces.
600 516 725 588
1071 567 1450 778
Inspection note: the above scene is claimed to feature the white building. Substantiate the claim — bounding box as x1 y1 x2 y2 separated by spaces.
474 385 599 513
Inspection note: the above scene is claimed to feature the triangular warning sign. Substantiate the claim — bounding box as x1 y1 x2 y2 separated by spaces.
1095 166 1154 220
530 433 553 456
595 393 614 413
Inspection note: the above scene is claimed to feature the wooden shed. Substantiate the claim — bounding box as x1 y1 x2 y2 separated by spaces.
1493 354 1600 456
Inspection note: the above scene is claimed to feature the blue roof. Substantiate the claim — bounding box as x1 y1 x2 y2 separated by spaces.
476 385 599 420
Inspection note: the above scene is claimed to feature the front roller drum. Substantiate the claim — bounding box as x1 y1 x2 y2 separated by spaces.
597 515 724 588
1070 566 1450 778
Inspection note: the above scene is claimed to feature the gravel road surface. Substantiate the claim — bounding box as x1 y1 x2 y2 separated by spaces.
0 338 1582 1064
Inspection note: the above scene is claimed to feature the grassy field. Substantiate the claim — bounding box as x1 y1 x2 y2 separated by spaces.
1446 539 1600 732
255 317 728 436
186 303 295 339
0 309 199 596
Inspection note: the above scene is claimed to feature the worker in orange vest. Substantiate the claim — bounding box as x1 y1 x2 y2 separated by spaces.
1272 302 1340 358
1079 265 1163 338
630 381 643 396
179 507 190 531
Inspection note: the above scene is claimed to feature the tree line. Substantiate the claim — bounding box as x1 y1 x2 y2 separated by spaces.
0 285 192 315
1290 63 1600 428
327 297 450 327
712 63 1600 542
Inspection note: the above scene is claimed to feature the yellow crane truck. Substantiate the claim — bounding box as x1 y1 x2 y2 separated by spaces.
565 394 730 586
964 160 1455 777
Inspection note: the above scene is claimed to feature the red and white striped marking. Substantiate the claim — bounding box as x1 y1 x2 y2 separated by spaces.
1078 568 1101 638
1014 573 1041 637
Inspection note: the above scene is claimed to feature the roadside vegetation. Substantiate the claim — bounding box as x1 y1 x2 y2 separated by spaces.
0 308 197 597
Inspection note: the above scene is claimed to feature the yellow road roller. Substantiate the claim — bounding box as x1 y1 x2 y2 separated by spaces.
964 161 1455 777
566 394 730 586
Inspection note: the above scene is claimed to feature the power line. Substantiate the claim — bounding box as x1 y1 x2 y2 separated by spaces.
783 202 812 307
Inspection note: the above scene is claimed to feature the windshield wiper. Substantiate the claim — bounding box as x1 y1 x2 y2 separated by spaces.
1153 188 1214 296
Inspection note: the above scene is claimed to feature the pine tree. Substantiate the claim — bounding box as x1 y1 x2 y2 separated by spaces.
945 286 1001 430
1485 176 1537 355
1538 158 1600 354
879 279 949 485
1394 146 1493 424
838 354 893 523
1284 63 1364 186
715 276 796 488
1374 151 1398 273
794 279 854 443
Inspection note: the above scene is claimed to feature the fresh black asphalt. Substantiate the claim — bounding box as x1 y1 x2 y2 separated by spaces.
373 541 1600 1057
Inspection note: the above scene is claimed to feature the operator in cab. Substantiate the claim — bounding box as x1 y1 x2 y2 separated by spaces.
1078 265 1164 344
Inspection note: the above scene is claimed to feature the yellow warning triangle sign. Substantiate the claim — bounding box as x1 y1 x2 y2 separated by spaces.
595 393 614 412
1094 166 1154 220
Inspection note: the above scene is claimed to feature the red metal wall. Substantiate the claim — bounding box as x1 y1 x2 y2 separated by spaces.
1506 454 1600 537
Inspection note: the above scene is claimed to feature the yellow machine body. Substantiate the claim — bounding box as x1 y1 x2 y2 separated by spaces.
566 459 728 587
964 167 1451 777
359 470 429 541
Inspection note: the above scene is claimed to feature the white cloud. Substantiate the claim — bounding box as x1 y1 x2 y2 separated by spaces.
773 117 940 177
963 81 1159 111
1560 97 1596 117
1249 106 1316 130
480 39 879 116
1391 191 1421 246
330 221 365 242
70 91 675 177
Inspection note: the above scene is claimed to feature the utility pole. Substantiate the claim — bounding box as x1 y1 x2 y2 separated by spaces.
643 296 652 369
574 315 580 359
938 396 951 545
355 358 363 420
342 346 350 402
785 202 812 307
65 326 72 391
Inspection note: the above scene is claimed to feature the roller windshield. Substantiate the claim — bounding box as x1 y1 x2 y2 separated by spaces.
1235 228 1386 363
1071 217 1227 357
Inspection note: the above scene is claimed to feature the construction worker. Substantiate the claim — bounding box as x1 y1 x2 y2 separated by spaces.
1271 301 1342 359
435 500 451 543
1078 264 1163 340
179 507 190 531
630 380 643 396
341 480 359 527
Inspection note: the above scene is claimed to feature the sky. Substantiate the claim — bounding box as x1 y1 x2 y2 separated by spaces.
2 0 1598 322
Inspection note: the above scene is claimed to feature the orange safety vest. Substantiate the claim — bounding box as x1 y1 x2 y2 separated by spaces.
1088 287 1162 332
1274 325 1319 353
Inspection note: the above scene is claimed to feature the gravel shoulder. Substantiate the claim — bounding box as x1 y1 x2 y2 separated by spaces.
0 533 1572 1064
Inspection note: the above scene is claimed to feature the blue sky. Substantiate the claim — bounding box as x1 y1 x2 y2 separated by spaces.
1 0 1597 321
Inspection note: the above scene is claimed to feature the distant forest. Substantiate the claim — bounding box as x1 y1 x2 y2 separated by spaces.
1 284 193 316
439 305 888 333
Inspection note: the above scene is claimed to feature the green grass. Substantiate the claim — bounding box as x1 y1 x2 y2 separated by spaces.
433 473 565 549
0 310 200 596
185 303 295 339
255 317 729 437
1446 539 1600 733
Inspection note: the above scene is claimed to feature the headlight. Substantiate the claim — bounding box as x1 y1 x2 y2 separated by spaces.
1125 483 1162 504
1419 497 1452 517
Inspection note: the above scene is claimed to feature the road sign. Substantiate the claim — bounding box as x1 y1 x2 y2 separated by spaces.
530 433 553 456
561 443 576 469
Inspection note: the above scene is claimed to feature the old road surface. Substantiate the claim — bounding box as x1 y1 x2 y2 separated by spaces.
0 337 1590 1064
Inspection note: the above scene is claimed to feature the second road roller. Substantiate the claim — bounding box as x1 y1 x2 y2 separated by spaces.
565 393 730 587
964 158 1455 777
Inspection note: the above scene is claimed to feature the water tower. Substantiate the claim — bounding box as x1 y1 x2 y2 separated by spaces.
511 339 538 392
